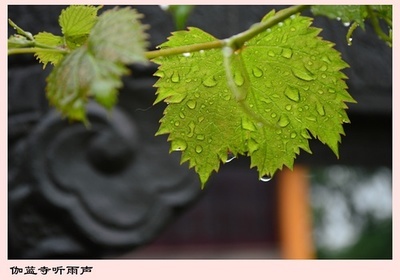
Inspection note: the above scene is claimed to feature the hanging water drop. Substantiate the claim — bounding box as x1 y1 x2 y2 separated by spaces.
260 175 272 182
183 52 191 57
347 37 353 46
226 151 236 163
343 22 350 27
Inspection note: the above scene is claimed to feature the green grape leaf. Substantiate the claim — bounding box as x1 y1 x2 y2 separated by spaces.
153 12 355 187
311 5 367 29
88 7 149 64
46 46 129 121
59 5 101 49
46 6 149 122
33 32 65 68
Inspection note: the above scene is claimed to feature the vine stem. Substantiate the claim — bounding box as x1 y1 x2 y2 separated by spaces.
366 5 392 46
8 47 68 56
145 5 309 59
8 5 309 59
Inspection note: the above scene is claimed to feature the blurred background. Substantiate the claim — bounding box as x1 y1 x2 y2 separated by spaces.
8 5 392 259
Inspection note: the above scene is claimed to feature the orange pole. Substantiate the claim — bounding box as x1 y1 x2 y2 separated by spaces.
277 165 315 259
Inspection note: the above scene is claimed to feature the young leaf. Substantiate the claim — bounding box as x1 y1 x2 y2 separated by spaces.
46 6 149 122
88 7 149 64
153 12 356 186
46 47 129 122
311 5 367 28
33 32 65 67
59 5 101 49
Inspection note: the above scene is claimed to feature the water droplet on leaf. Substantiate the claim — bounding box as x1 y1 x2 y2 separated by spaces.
187 121 195 137
234 70 244 86
301 130 311 139
242 118 256 131
252 67 263 78
281 48 293 59
203 75 218 87
186 100 197 109
290 132 297 138
171 71 180 83
316 103 326 116
267 50 275 57
171 139 187 151
195 145 203 153
277 115 290 127
319 65 328 71
196 134 205 141
247 138 259 153
284 86 300 102
292 67 315 81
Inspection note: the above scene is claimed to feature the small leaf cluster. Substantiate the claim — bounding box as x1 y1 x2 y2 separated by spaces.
311 5 392 46
9 5 149 123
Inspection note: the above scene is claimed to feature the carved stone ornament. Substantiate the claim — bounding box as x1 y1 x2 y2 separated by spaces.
8 65 202 258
